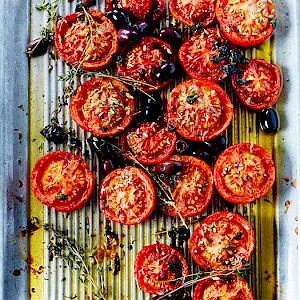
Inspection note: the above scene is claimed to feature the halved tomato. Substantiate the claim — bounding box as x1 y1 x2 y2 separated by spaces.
169 0 215 27
193 276 255 299
167 79 234 142
214 142 275 203
120 122 177 165
117 36 175 92
98 166 156 225
155 155 213 218
54 10 118 71
179 28 233 82
69 77 135 137
231 58 281 110
189 211 255 270
31 151 94 212
134 244 189 295
215 0 276 47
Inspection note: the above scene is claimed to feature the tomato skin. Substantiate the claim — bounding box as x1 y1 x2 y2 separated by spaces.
179 28 232 82
189 211 255 270
31 151 95 212
193 276 255 300
167 79 234 142
99 166 156 225
134 244 189 295
169 0 215 27
54 10 118 71
155 155 214 218
214 142 275 204
215 0 276 47
231 59 281 110
117 36 175 92
121 122 177 165
69 78 135 137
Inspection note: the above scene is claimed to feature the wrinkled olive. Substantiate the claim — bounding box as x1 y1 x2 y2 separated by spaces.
26 37 49 57
69 138 82 149
101 159 116 175
40 124 68 144
106 9 130 29
201 136 227 155
260 107 280 134
189 149 213 165
140 92 163 122
175 139 189 154
117 28 139 44
155 62 176 82
87 136 112 160
156 161 183 175
159 27 182 47
132 21 155 36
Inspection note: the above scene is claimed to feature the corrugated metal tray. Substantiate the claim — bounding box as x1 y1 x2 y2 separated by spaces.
0 0 299 299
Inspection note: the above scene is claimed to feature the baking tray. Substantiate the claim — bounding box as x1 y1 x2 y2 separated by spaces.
0 0 299 299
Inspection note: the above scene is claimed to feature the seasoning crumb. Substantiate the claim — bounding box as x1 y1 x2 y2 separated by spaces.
284 200 292 214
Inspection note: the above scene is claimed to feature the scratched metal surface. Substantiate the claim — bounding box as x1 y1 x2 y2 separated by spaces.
0 0 299 299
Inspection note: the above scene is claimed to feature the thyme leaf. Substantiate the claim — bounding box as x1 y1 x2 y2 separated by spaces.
42 223 107 300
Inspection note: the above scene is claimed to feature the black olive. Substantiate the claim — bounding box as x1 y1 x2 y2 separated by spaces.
106 9 130 29
259 107 280 134
167 124 176 132
201 136 227 155
26 37 49 57
69 138 82 149
132 21 155 36
177 226 190 242
155 62 176 82
111 54 125 64
101 159 116 175
140 92 162 122
156 160 182 175
159 27 182 47
189 149 213 165
175 139 189 154
87 136 112 160
40 124 68 144
117 28 139 44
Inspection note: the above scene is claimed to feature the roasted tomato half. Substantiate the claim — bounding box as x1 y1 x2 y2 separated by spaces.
215 0 276 47
179 28 234 82
189 211 255 270
167 79 234 142
231 58 282 110
98 166 156 225
70 78 135 137
134 244 189 295
117 36 176 92
169 0 215 27
155 155 213 218
193 276 255 300
54 10 118 71
31 151 94 212
120 122 177 165
214 142 275 204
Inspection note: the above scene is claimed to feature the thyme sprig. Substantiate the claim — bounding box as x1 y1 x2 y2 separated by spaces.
98 139 188 229
154 264 252 300
35 0 63 51
42 223 107 300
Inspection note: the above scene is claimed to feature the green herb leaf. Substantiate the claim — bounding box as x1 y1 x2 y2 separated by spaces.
186 93 199 104
55 193 67 200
